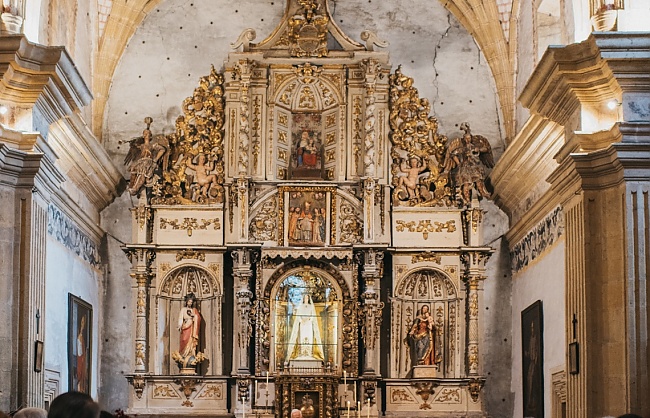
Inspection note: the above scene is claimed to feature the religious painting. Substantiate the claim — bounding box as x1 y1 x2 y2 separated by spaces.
290 113 324 180
34 340 44 373
286 189 328 246
273 271 340 369
522 300 543 418
68 294 92 394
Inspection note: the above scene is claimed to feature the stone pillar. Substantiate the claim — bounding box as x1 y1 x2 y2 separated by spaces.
232 248 254 375
359 249 384 376
133 273 149 373
0 0 24 34
461 251 490 378
124 248 155 380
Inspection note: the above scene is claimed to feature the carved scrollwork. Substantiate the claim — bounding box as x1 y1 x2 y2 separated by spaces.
249 195 278 242
339 202 362 244
132 374 146 399
143 66 226 205
358 301 384 351
389 66 450 207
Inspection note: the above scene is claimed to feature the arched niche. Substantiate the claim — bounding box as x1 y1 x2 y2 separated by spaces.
391 268 460 379
257 259 357 375
156 264 223 375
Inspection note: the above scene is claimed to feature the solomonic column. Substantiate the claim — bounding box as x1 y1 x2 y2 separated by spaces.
461 250 491 401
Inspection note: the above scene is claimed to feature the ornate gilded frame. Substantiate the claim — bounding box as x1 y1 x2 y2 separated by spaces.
278 186 337 246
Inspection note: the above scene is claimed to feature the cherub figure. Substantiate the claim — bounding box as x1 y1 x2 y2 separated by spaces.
397 155 427 199
186 153 219 200
443 123 494 204
124 117 168 196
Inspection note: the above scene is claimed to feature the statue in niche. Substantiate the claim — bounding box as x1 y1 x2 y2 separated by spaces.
406 305 441 369
172 293 206 374
286 294 324 362
185 152 220 202
124 117 170 197
443 122 494 205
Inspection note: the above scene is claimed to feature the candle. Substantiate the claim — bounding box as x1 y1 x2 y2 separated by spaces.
255 380 258 398
367 399 370 418
266 371 270 386
354 384 357 403
347 401 350 418
344 370 347 388
357 401 361 418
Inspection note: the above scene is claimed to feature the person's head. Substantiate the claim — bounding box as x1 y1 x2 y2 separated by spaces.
185 293 196 307
618 414 643 418
79 315 86 332
14 408 47 418
291 409 302 418
421 305 429 315
99 412 115 418
48 391 100 418
301 131 309 140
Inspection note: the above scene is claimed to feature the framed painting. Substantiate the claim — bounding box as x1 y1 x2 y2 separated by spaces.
522 300 543 418
34 340 44 373
279 186 336 246
68 294 92 394
289 113 324 180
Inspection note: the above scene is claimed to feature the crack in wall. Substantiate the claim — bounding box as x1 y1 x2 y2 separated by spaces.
431 12 452 117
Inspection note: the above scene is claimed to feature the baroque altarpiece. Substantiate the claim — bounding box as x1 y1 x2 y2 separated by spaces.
123 1 494 416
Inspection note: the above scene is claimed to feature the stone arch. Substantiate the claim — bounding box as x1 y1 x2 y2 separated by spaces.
159 264 220 299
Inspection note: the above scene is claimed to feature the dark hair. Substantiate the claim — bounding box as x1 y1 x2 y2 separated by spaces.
48 392 100 418
99 412 115 418
619 415 643 418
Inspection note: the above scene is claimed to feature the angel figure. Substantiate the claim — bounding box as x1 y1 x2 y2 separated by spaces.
124 117 168 196
185 153 219 201
443 123 494 204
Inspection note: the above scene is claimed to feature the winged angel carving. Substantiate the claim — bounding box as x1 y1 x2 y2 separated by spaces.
443 123 494 205
123 66 226 204
124 117 170 196
389 67 495 207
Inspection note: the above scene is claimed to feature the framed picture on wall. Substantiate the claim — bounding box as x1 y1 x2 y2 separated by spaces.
521 300 543 418
68 294 92 394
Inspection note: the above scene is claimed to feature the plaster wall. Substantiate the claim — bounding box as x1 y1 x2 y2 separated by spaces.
511 239 566 418
479 200 515 417
98 191 137 410
44 234 103 399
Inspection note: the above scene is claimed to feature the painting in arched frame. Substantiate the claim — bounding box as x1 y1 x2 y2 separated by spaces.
272 269 341 370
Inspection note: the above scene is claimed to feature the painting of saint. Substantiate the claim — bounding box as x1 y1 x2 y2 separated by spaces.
68 295 92 394
291 113 323 179
287 191 327 246
522 300 544 418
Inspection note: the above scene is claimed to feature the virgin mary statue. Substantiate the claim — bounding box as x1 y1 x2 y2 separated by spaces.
285 294 324 361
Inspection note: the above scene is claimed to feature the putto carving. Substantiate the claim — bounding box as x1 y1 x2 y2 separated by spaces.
389 67 450 207
443 123 494 206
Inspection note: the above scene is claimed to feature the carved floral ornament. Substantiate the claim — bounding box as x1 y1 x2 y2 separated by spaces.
389 67 494 208
123 66 226 205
